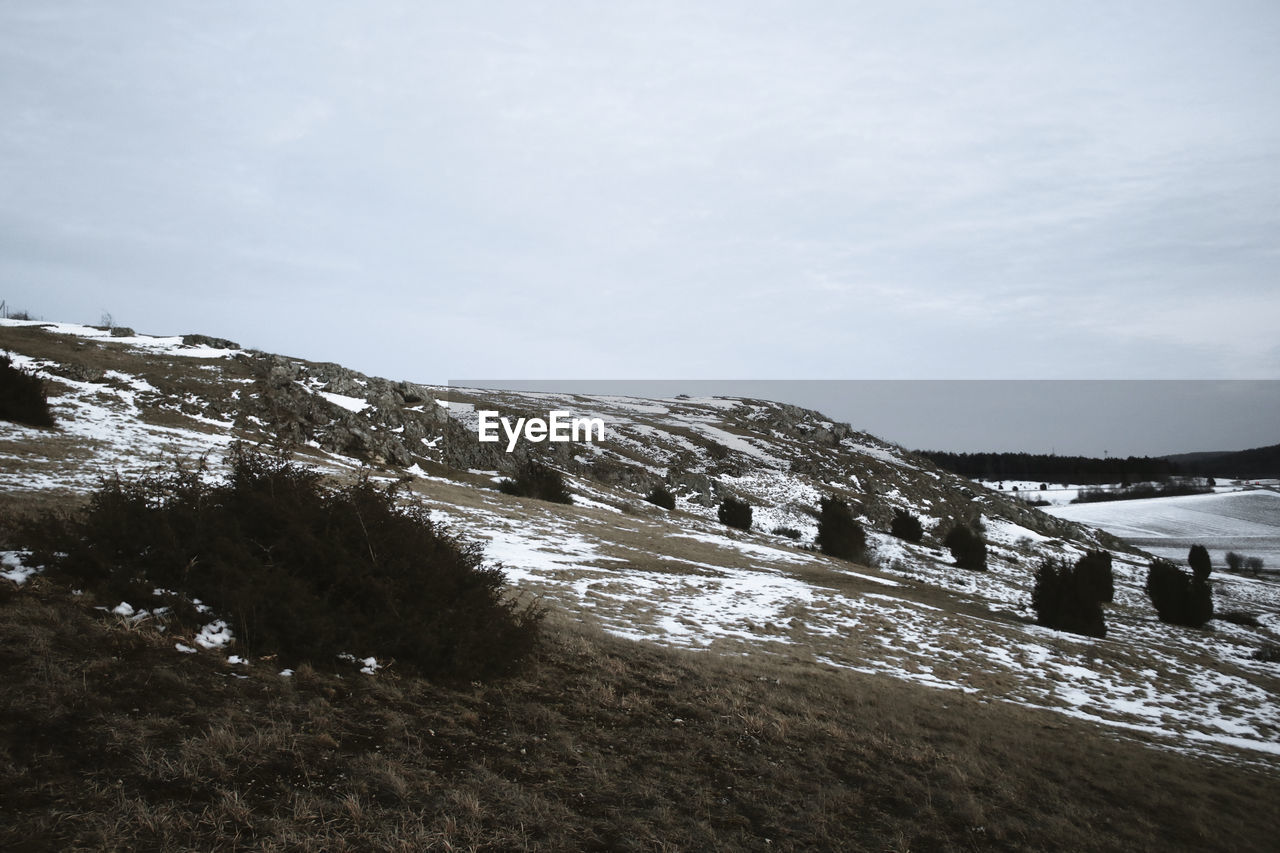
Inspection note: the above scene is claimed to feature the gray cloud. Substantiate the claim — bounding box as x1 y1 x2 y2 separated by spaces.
2 1 1278 390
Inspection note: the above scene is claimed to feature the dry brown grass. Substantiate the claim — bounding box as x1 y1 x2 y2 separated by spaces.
2 581 1277 852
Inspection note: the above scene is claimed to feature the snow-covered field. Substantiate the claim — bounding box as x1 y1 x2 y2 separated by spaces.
978 478 1260 507
1047 490 1280 569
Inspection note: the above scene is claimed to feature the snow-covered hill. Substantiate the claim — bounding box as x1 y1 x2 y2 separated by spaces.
2 318 1278 766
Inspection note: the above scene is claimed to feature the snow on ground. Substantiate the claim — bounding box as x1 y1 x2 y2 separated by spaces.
688 423 781 464
981 477 1262 507
1047 490 1280 568
670 396 741 410
1 552 37 585
979 480 1088 505
0 369 237 493
415 489 1280 765
577 395 673 415
0 330 245 494
316 390 370 412
0 319 243 358
194 620 234 649
843 440 914 469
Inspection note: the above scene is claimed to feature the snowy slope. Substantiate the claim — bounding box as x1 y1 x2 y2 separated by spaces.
2 318 1278 767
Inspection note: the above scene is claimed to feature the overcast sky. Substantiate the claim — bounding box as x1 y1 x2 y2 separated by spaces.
3 2 1278 450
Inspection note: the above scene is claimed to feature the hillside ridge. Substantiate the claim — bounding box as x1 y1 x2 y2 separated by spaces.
2 317 1278 770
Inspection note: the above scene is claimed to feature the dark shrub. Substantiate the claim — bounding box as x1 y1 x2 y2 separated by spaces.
1074 549 1114 603
1146 558 1189 624
22 449 542 679
1245 556 1264 575
718 496 752 531
1145 557 1213 628
1187 577 1214 627
1188 544 1211 583
889 509 924 543
816 496 867 563
1032 556 1107 638
1225 551 1244 572
498 459 574 504
943 523 987 571
1187 547 1214 626
772 526 802 540
1217 610 1260 627
644 485 676 511
0 354 55 428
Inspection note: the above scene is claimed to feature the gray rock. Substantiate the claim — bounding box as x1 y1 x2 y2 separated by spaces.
182 334 241 349
48 361 105 383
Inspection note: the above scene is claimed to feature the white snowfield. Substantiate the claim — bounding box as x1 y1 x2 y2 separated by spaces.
2 318 1278 767
1047 490 1280 568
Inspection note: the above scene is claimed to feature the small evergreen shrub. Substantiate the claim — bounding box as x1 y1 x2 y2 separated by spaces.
644 485 676 511
889 509 924 543
21 449 542 679
1031 555 1108 638
498 459 574 504
943 522 987 571
1188 544 1211 582
772 526 802 540
1145 555 1213 628
718 496 752 531
1187 545 1215 625
816 496 867 563
1074 549 1114 603
1146 558 1189 623
1245 556 1264 575
1225 551 1244 572
0 354 55 427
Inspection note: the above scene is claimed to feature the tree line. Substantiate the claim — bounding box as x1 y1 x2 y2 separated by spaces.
917 451 1178 486
918 445 1280 486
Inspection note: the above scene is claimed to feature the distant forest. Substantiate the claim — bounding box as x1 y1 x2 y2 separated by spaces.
918 443 1280 485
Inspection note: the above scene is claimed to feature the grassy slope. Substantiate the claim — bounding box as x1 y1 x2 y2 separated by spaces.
2 581 1277 853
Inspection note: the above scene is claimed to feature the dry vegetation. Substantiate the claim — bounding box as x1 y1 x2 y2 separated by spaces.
2 581 1278 852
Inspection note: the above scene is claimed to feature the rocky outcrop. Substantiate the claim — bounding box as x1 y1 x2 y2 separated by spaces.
231 354 500 470
47 361 106 383
182 334 241 350
752 402 856 447
667 469 722 507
